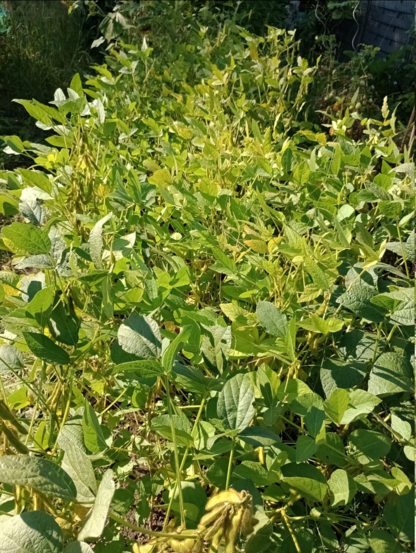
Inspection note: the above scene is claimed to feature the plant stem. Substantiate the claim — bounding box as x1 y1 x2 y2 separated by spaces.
225 440 235 490
100 387 128 416
281 508 301 553
109 512 199 539
164 374 185 526
164 396 207 528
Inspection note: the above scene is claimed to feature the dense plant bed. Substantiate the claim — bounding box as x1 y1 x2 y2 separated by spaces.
0 5 414 553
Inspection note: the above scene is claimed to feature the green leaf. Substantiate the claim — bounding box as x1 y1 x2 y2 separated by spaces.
257 365 281 424
172 363 207 395
220 303 253 324
24 332 70 365
2 222 51 255
371 288 414 327
386 233 415 263
328 469 357 507
88 212 113 269
118 313 162 359
70 73 84 96
201 323 231 374
48 301 79 346
324 389 350 424
148 168 172 187
151 414 193 447
355 222 375 251
341 390 381 424
111 359 163 378
2 135 26 155
244 516 273 553
18 169 52 193
293 160 310 185
0 511 63 553
62 443 97 504
7 386 29 411
300 315 344 335
193 421 216 451
305 406 326 438
296 435 318 462
391 413 412 442
331 145 342 174
58 414 85 452
162 325 194 372
277 379 312 403
339 330 378 362
337 282 387 323
316 433 348 468
384 491 415 543
285 317 297 362
368 529 407 553
239 427 281 447
0 455 76 501
233 461 271 487
256 301 287 338
320 358 367 397
26 287 54 323
14 99 65 126
348 430 391 464
304 256 331 291
257 365 280 404
281 463 328 502
342 532 370 553
82 402 107 454
77 469 115 541
406 231 415 263
168 481 207 525
217 373 255 431
211 246 237 274
368 352 413 397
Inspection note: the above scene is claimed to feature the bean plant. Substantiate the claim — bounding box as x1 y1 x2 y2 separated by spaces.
0 4 414 553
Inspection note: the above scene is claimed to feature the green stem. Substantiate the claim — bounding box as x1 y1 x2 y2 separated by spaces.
164 375 185 527
51 376 73 455
164 396 207 528
109 512 199 539
225 440 235 490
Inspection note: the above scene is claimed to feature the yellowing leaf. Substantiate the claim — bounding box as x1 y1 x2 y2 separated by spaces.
244 239 268 254
148 168 172 187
